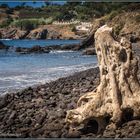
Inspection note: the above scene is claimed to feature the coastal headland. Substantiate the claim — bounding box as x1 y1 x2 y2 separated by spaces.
0 2 140 138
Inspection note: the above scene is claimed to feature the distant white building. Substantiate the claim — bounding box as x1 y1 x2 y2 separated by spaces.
53 20 80 25
76 22 92 32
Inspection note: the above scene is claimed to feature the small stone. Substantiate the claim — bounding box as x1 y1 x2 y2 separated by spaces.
0 96 8 109
49 131 62 138
23 117 32 125
6 110 16 125
67 129 81 138
36 114 46 125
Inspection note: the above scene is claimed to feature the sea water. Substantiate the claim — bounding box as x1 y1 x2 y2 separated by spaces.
0 39 97 94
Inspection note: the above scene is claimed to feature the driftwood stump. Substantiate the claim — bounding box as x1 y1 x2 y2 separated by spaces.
66 25 140 133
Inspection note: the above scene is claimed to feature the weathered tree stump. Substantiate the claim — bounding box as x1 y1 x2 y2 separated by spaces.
66 25 140 134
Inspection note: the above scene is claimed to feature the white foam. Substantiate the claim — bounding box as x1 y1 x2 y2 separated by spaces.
0 62 97 95
50 50 74 54
0 39 12 41
0 75 27 81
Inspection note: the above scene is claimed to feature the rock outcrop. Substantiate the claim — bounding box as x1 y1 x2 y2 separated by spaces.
14 44 82 54
0 25 81 40
80 32 95 49
108 11 140 42
79 10 140 50
82 47 96 55
47 30 61 39
66 25 140 134
26 28 48 39
15 45 50 54
0 28 29 39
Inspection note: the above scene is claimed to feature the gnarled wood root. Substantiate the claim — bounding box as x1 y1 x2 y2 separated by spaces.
66 25 140 133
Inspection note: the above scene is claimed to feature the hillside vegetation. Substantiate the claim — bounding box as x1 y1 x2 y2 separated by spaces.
0 3 140 40
0 3 138 28
91 4 140 42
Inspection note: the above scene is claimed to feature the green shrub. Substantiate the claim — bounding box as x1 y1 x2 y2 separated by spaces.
71 25 76 32
0 18 13 28
12 19 47 30
108 10 120 21
113 23 124 36
45 18 53 24
14 20 36 30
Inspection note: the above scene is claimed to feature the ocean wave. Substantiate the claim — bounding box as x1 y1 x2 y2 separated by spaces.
47 63 96 71
0 75 30 83
0 39 12 41
50 50 74 54
0 63 97 95
27 63 97 74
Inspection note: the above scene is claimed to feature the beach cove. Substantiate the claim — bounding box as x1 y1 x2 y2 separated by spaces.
0 43 140 138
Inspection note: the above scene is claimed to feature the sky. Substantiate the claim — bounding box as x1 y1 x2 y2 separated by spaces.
0 1 66 8
0 2 45 7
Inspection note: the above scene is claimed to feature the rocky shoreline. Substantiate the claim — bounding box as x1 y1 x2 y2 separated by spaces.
0 26 83 40
0 45 140 138
0 43 81 54
0 67 100 138
0 40 96 55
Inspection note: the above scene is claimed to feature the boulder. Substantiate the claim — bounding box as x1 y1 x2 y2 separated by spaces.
15 46 50 54
66 25 140 134
0 96 8 109
82 47 96 55
61 44 80 51
15 47 29 54
27 28 48 39
47 44 81 51
29 45 44 53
